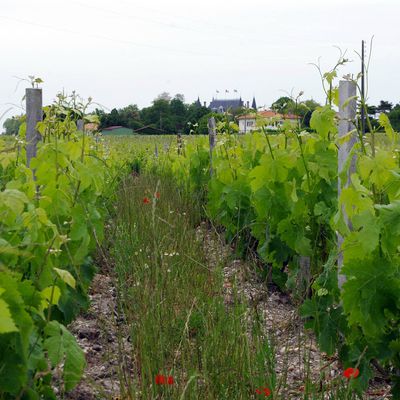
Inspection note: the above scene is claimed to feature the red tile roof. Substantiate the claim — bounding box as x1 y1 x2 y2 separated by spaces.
84 122 99 131
237 110 299 120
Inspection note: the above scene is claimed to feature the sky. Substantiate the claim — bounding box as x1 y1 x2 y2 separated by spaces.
1 0 399 119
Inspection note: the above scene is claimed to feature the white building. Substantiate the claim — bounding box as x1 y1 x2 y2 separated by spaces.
237 110 299 134
238 110 300 133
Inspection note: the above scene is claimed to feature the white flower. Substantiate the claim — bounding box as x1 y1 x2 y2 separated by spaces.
49 248 62 254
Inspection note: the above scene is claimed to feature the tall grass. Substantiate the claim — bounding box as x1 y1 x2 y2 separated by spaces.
110 173 273 399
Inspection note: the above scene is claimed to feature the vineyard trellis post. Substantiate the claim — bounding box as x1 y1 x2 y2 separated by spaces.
177 131 183 155
77 119 84 132
208 117 216 176
337 80 358 289
26 88 42 171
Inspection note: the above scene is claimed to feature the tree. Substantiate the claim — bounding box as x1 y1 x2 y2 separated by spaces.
366 104 378 117
108 109 120 126
118 105 142 130
297 99 321 128
174 93 185 102
376 100 393 114
2 116 22 135
388 104 400 131
271 96 295 114
170 97 187 132
140 99 173 132
184 103 210 134
155 92 172 102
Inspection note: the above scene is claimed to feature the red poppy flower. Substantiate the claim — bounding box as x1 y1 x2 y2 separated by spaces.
167 376 174 385
155 192 160 199
262 387 271 396
143 197 151 204
343 367 359 379
255 387 271 396
155 374 166 384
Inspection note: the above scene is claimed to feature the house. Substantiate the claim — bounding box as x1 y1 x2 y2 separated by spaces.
237 110 299 133
84 122 99 132
101 126 133 135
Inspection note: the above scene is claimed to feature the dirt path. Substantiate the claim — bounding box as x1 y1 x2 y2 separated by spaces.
66 273 121 399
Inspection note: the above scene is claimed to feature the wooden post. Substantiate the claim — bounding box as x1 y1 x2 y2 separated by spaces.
177 132 183 155
208 117 216 176
77 119 84 132
338 80 358 289
299 255 311 294
154 144 159 158
26 88 42 170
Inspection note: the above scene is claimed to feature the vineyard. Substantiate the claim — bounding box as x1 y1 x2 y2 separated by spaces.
1 71 400 400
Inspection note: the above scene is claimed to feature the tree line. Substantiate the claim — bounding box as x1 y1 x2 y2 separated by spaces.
94 93 212 134
2 93 400 135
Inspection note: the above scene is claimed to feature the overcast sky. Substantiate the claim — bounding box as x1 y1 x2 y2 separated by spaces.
1 0 399 118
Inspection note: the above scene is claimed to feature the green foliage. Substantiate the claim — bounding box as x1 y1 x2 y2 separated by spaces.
388 103 400 132
2 115 22 136
271 96 295 114
44 321 85 391
0 92 120 397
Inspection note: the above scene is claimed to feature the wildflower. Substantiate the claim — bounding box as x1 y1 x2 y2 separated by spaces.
255 387 271 396
155 192 160 199
167 376 174 385
59 235 70 243
143 197 151 204
49 248 62 254
263 388 271 396
155 375 166 385
343 367 359 379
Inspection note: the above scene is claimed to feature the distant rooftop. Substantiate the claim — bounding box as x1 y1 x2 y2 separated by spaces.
209 98 244 113
102 125 124 130
237 110 299 120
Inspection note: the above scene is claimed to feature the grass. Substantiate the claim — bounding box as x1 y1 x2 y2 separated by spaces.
109 172 273 399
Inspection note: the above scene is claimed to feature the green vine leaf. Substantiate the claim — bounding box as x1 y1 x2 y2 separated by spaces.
44 321 86 391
